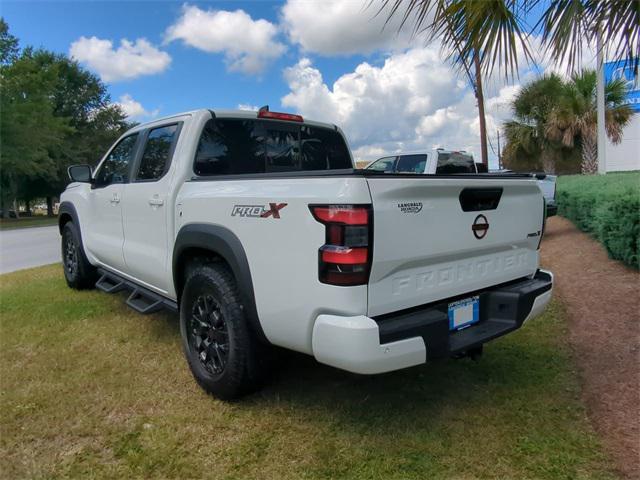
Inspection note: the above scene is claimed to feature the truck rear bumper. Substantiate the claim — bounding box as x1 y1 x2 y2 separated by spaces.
312 269 553 374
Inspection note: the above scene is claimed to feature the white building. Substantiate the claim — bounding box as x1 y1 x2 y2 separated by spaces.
606 115 640 172
603 61 640 172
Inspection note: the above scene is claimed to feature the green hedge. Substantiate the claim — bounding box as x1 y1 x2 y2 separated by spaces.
556 171 639 269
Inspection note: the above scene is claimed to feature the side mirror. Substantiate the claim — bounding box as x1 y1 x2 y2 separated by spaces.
68 164 92 183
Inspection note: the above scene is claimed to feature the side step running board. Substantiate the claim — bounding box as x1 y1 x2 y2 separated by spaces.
96 272 126 293
126 288 165 314
96 268 178 314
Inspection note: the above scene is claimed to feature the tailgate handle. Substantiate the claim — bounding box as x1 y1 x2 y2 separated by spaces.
459 188 503 212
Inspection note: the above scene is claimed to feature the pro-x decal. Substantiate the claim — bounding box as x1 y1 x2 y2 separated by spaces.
231 203 288 219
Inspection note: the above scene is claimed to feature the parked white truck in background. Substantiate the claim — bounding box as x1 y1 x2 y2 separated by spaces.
59 107 553 399
366 149 479 174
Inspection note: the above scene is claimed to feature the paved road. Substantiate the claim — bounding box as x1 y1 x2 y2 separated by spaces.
0 226 61 274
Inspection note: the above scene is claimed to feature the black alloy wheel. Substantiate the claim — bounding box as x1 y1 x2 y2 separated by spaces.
189 294 229 375
63 228 78 278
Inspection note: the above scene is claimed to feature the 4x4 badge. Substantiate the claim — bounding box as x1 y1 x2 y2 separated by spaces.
231 203 288 219
472 214 489 239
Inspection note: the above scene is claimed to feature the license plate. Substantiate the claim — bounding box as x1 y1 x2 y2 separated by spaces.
448 296 479 331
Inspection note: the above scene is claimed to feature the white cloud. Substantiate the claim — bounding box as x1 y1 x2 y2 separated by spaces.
282 49 520 167
115 94 159 120
165 5 286 75
281 0 418 55
69 36 171 82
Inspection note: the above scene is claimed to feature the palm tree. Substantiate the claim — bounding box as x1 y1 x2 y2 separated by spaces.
503 71 634 173
502 74 566 173
546 70 633 173
378 0 533 166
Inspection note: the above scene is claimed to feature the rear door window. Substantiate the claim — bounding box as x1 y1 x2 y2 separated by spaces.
436 152 476 174
396 154 427 173
193 119 352 176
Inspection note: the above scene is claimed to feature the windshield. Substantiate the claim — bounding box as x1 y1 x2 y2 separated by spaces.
367 156 396 172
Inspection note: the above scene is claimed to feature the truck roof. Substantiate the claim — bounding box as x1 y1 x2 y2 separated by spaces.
125 108 337 133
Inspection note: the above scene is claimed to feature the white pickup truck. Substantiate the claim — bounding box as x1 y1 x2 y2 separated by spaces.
60 108 553 399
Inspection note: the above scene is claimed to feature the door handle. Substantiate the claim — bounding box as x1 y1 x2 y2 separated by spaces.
148 197 164 207
110 194 120 205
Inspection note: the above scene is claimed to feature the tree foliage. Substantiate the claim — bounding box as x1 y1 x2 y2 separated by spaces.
0 19 131 216
502 70 635 173
0 18 18 65
380 0 639 75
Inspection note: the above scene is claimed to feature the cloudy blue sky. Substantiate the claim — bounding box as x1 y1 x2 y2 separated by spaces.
3 1 594 166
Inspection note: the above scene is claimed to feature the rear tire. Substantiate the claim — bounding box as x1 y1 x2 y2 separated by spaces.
179 262 267 400
61 221 97 290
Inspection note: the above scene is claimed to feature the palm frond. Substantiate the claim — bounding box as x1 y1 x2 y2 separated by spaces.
538 0 588 74
378 0 533 80
589 0 639 73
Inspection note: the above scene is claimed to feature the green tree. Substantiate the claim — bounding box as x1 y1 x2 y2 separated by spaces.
502 70 635 173
26 50 130 213
546 70 633 173
0 20 130 217
0 48 72 217
0 18 19 65
503 74 567 173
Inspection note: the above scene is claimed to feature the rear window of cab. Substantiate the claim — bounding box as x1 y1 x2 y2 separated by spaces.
193 119 352 176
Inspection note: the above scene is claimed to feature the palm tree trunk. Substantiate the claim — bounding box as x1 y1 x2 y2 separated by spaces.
541 149 556 174
581 134 598 174
474 54 489 167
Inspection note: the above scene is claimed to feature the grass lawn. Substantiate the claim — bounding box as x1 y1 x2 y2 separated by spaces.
0 265 615 479
0 216 58 230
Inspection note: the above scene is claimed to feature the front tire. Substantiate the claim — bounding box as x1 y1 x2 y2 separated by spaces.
61 221 97 290
179 262 266 400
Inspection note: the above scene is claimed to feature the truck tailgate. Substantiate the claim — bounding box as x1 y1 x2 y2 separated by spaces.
366 176 544 317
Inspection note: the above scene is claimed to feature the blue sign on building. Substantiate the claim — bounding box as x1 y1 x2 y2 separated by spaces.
604 60 640 112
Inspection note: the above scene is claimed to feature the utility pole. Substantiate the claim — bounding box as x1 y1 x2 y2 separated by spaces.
597 25 607 174
496 129 502 169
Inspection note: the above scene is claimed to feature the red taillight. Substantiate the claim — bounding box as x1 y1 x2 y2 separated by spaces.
321 246 368 264
258 110 303 122
310 205 372 286
311 206 368 225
